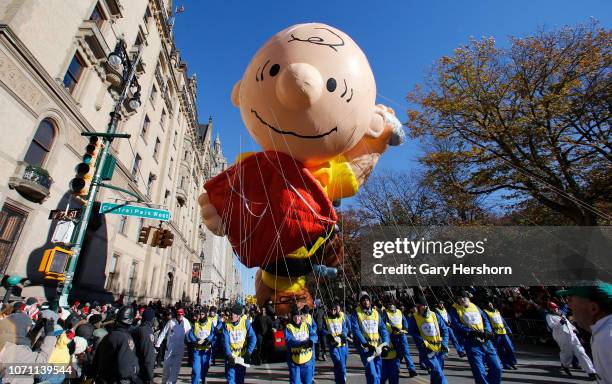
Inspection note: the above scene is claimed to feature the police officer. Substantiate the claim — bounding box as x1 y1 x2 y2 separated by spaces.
483 301 517 370
188 308 217 384
434 301 465 358
407 296 449 384
132 307 156 384
93 306 139 384
449 291 502 384
351 291 390 384
322 300 349 384
382 298 417 377
223 304 256 384
285 304 318 384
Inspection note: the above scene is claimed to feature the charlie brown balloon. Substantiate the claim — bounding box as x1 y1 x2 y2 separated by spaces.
199 23 404 313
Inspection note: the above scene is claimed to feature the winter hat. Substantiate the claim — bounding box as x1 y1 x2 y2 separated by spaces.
8 312 31 346
231 305 243 316
72 336 87 355
75 323 94 341
88 314 102 326
142 308 155 322
25 297 37 306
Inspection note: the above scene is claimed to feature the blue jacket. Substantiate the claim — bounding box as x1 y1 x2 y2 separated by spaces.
187 318 217 345
350 308 389 351
406 311 449 354
449 305 493 340
382 310 410 334
321 314 350 339
222 318 256 357
284 321 318 350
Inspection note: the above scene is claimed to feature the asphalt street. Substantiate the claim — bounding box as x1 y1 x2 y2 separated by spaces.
154 342 595 383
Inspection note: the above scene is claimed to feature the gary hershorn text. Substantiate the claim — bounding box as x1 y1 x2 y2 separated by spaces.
372 263 513 277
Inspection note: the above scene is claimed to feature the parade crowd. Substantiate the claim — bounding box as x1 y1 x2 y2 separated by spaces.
0 282 610 384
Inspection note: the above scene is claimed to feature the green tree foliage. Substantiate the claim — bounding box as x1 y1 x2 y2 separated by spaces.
406 22 611 225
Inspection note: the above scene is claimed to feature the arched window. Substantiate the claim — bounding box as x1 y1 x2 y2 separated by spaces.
24 119 55 166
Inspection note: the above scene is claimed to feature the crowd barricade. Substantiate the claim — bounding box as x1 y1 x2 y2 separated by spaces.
504 317 551 344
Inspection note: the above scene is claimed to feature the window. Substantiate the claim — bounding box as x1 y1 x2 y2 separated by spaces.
0 204 27 275
127 261 138 294
150 267 157 294
173 131 178 147
160 109 166 130
147 173 155 196
134 30 145 47
168 157 174 179
89 3 106 29
144 6 152 23
136 218 144 242
153 137 161 160
63 54 85 93
131 154 141 178
118 216 128 235
150 85 157 103
24 119 55 166
179 176 185 189
184 150 189 161
105 253 119 290
141 115 150 140
163 190 170 205
166 272 174 299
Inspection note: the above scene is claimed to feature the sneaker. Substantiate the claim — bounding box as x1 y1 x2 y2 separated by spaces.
510 364 518 370
408 370 418 377
503 365 511 370
587 374 597 381
561 367 572 376
458 351 467 358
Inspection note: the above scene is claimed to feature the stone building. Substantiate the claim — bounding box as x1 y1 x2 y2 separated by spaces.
0 0 240 304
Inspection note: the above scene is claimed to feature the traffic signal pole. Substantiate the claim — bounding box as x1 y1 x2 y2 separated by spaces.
58 45 143 308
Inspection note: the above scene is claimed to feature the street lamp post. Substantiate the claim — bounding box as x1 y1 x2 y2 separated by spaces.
57 40 142 308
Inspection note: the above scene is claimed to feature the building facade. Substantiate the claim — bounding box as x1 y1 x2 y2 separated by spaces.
0 0 240 304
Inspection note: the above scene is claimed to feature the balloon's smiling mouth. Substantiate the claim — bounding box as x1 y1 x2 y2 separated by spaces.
251 109 337 139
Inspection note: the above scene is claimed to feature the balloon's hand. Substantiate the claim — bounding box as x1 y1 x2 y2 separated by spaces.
198 190 225 236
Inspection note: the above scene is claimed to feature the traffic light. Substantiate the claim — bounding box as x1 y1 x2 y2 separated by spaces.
70 136 102 196
138 226 152 244
38 246 73 281
158 229 174 248
151 228 162 247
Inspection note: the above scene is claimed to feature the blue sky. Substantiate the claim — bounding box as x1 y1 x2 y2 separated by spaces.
172 0 611 296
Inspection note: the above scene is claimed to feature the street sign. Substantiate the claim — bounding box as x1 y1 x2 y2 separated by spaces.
99 202 171 221
48 209 81 220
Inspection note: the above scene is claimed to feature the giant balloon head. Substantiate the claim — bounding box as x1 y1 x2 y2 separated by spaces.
231 23 386 167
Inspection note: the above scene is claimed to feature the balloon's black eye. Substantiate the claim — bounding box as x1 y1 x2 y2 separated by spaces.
326 78 337 92
269 64 280 77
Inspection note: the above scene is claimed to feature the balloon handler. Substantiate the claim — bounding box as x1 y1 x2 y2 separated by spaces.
199 23 404 314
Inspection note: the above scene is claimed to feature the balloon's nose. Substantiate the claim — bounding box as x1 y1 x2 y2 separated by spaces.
275 63 323 110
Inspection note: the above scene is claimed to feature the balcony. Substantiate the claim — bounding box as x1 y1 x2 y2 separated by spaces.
8 162 53 203
77 20 110 62
176 187 187 206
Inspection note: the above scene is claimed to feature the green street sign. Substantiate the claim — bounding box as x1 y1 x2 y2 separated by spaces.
99 202 171 221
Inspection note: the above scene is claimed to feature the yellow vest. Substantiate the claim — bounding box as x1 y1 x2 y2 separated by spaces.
384 308 404 330
324 313 345 346
193 320 214 350
286 322 313 364
226 317 248 357
303 313 313 327
413 310 443 352
436 308 449 324
382 324 398 360
356 307 381 346
483 309 506 335
453 303 484 331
